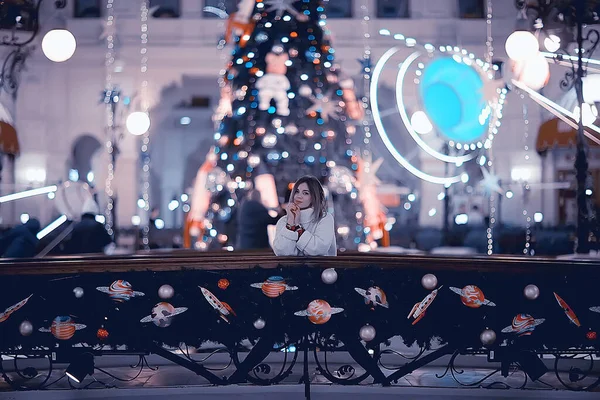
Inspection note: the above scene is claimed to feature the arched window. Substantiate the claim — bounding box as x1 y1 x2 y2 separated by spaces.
71 135 102 184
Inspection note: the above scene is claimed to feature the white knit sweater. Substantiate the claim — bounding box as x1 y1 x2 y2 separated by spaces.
272 208 337 256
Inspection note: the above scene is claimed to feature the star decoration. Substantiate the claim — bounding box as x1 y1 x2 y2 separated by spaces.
479 167 504 195
356 153 383 188
306 92 339 122
356 153 387 242
264 0 308 21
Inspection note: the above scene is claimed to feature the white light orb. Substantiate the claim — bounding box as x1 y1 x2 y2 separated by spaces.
411 111 432 134
126 112 151 135
573 103 598 127
582 75 600 104
544 34 561 53
42 29 77 62
505 31 538 61
20 213 30 224
512 53 550 90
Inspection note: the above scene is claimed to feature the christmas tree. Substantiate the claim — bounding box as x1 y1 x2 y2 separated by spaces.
192 0 368 251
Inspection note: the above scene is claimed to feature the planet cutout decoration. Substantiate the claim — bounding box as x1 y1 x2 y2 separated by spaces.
501 314 545 336
96 280 145 302
449 285 496 308
294 299 344 325
354 286 389 309
251 276 298 298
39 316 86 340
420 57 491 144
218 279 230 290
140 302 188 328
97 328 109 340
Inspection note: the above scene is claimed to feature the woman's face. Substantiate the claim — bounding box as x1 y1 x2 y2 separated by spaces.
293 182 312 209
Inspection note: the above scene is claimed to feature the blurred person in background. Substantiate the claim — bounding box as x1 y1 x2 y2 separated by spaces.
0 218 41 258
64 198 112 254
237 189 279 250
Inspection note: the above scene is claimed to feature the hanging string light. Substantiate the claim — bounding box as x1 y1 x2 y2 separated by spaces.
357 0 377 247
104 0 116 238
139 0 151 250
359 0 372 149
485 0 495 255
521 94 532 255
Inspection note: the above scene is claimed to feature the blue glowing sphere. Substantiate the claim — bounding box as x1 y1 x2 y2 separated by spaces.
419 57 489 143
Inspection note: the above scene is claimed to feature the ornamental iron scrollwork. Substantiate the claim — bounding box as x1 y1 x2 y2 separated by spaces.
0 0 68 93
553 352 600 391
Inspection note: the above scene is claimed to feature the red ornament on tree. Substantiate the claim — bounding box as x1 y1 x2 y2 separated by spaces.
586 331 597 341
218 279 230 290
97 328 109 340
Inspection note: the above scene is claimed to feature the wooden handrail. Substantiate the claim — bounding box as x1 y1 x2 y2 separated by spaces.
1 249 599 275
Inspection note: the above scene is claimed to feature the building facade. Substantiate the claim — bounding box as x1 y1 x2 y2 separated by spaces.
0 0 584 236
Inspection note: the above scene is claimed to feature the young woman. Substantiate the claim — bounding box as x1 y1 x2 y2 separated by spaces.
272 176 336 256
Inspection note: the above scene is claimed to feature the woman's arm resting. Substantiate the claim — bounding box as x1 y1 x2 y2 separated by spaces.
272 217 299 256
295 214 334 256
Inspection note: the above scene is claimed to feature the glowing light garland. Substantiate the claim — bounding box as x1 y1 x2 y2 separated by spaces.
370 30 507 185
0 185 58 203
512 79 600 145
370 49 461 185
520 95 532 256
395 51 475 164
139 0 151 250
104 0 116 237
485 0 495 255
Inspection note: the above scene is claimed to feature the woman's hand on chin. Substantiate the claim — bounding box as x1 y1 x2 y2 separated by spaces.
286 202 299 225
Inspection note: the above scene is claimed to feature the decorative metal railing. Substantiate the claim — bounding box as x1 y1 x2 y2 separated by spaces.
0 252 599 393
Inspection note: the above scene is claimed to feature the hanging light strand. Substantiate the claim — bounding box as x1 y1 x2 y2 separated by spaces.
216 0 229 82
359 0 372 150
104 0 116 237
140 0 151 250
486 0 495 255
521 94 532 255
485 0 493 64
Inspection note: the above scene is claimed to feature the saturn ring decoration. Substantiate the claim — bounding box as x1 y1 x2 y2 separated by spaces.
96 280 145 302
371 31 508 186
